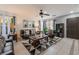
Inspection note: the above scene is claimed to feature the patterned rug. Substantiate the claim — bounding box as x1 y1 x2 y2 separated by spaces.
22 37 62 55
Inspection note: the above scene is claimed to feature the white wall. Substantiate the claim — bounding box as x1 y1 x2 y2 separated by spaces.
0 5 40 34
55 13 79 38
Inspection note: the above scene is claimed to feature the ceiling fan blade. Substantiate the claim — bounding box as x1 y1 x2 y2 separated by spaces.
43 14 50 16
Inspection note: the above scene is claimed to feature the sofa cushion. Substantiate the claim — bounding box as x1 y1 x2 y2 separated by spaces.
3 46 12 52
5 42 12 46
1 50 12 55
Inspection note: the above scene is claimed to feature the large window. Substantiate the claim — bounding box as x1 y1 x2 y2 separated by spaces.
0 16 16 37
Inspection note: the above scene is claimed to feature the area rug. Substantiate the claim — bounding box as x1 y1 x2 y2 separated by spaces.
22 37 62 55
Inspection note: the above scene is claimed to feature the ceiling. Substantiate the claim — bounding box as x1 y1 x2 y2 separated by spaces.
0 4 79 19
35 4 79 17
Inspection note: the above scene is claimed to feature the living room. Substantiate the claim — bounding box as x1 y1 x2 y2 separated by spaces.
0 4 79 55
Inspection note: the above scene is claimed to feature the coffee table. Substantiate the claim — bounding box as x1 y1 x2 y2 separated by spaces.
29 34 48 43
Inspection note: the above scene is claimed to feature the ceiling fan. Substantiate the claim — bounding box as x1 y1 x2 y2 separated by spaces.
39 10 50 18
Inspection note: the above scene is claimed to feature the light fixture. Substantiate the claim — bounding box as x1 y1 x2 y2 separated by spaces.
70 11 74 13
39 10 50 18
39 10 43 18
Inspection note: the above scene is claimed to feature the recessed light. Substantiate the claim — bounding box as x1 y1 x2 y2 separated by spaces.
70 11 74 13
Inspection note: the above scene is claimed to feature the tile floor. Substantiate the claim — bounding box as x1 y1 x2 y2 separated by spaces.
14 38 79 55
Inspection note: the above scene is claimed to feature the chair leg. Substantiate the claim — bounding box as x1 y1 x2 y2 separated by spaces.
30 49 35 55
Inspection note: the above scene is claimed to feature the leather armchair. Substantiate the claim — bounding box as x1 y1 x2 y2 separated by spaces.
20 30 29 40
48 30 55 38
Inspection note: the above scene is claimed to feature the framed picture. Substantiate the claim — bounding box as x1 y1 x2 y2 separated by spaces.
23 20 35 28
23 20 28 28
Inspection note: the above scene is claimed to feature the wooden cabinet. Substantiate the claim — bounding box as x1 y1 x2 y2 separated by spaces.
56 23 64 38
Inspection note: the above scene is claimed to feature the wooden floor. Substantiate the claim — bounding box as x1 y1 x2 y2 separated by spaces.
14 38 79 55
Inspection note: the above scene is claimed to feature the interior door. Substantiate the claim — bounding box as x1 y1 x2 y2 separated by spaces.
67 17 79 39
